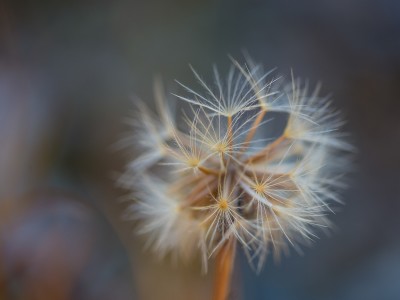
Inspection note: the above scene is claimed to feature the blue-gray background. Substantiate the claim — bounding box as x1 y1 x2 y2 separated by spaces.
0 0 399 299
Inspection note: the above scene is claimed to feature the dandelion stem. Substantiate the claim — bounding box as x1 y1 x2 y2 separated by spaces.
241 109 267 156
227 115 233 145
183 176 218 207
223 115 233 167
199 165 221 176
245 134 286 164
212 239 236 300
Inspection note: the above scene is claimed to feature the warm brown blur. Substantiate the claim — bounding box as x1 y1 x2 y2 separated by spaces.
0 192 137 300
0 194 93 300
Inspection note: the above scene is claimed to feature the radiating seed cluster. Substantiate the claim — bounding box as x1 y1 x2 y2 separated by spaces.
119 58 351 272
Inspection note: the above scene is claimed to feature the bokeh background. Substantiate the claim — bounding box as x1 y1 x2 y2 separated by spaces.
1 0 400 299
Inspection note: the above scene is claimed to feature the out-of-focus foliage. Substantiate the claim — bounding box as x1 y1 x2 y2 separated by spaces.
0 0 400 299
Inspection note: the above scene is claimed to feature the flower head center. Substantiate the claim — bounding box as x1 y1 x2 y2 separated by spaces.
214 142 229 154
218 198 229 211
187 156 200 168
253 183 266 194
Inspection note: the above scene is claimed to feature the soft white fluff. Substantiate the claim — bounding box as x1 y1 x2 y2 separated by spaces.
120 57 351 273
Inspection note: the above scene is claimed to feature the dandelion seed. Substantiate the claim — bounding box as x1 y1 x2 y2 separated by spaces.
120 57 352 300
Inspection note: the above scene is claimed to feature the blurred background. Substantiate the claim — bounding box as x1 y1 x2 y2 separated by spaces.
0 0 400 299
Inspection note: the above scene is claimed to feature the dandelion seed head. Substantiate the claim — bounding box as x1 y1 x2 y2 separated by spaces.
120 57 351 273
